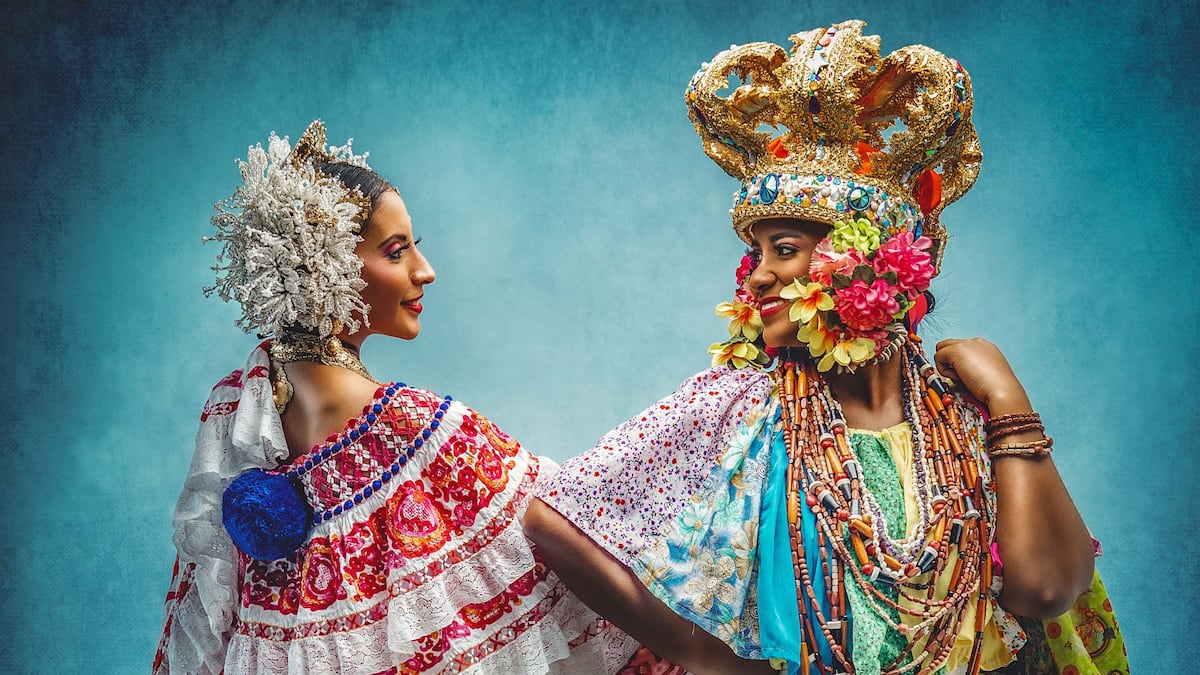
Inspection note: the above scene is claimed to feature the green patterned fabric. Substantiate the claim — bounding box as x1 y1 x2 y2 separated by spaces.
845 432 911 673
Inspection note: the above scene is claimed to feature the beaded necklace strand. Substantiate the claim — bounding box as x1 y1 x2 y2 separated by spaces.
774 337 995 674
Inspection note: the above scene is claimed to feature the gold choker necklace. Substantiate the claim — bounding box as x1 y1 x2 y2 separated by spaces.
269 325 378 413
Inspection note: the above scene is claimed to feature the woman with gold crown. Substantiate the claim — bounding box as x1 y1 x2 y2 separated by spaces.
152 121 639 673
526 21 1128 675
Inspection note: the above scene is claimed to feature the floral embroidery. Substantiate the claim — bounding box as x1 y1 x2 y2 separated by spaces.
387 480 452 558
300 539 346 610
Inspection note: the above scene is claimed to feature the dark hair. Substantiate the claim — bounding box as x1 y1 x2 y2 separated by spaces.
313 162 395 234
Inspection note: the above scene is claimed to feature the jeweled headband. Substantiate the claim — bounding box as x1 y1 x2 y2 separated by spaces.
204 120 377 338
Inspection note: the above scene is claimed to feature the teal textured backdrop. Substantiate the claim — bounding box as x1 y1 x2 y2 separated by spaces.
1 0 1194 671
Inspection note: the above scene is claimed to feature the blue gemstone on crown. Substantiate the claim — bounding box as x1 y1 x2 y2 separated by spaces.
847 187 871 212
760 174 780 205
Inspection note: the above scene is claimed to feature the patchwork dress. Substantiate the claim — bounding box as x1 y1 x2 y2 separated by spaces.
536 365 1127 674
153 343 638 674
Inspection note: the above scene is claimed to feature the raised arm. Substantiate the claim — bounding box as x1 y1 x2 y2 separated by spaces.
934 337 1095 617
524 498 775 675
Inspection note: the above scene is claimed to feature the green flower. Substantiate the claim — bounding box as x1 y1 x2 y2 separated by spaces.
829 217 882 255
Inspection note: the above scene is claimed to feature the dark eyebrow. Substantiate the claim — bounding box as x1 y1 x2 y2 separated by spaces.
769 230 812 243
377 233 409 249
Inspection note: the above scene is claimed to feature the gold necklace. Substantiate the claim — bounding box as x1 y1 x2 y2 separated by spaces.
269 323 379 413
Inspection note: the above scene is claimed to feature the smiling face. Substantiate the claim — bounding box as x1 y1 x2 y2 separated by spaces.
352 190 435 342
746 218 830 348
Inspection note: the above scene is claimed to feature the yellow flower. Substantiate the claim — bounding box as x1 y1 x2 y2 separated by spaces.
796 315 838 358
708 339 763 369
816 336 878 372
781 280 834 324
715 301 762 341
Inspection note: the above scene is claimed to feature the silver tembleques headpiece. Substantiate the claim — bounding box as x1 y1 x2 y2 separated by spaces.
204 120 377 338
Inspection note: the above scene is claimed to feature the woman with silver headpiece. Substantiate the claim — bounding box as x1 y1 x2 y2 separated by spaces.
152 121 638 674
525 22 1128 675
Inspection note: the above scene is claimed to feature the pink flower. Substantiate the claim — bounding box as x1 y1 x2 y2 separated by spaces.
733 286 754 305
834 279 902 331
735 254 755 285
871 232 934 297
809 239 866 285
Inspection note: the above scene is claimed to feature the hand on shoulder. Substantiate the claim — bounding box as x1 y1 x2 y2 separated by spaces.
933 337 1032 414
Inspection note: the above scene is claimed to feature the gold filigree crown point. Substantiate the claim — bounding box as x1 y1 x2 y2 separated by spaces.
290 119 332 167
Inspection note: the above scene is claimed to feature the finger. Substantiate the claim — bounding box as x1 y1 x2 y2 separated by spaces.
932 345 960 380
937 363 961 384
935 338 962 351
933 341 958 368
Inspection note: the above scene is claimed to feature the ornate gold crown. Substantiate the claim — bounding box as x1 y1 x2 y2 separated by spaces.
686 20 981 270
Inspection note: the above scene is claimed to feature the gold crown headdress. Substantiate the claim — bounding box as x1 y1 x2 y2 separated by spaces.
205 120 378 338
686 20 981 271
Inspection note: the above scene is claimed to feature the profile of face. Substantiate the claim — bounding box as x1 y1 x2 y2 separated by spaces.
746 217 831 348
353 190 435 341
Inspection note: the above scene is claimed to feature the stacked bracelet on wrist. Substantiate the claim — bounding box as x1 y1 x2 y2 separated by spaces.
984 412 1053 458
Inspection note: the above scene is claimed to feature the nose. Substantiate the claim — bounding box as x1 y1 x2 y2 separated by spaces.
747 257 774 299
412 248 436 285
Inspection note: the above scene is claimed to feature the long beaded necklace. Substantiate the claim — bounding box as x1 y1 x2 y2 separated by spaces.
774 337 995 674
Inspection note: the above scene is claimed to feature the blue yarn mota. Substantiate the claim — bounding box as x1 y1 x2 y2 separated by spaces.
222 469 312 560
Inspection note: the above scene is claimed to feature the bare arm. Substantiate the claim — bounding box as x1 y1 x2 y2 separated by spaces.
935 338 1095 618
524 498 776 675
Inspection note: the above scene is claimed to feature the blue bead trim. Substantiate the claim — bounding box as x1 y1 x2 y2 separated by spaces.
307 389 454 524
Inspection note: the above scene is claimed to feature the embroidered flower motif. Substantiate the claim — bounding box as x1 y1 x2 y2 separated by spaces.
781 280 835 324
716 301 762 341
829 217 882 255
299 539 347 610
834 278 903 331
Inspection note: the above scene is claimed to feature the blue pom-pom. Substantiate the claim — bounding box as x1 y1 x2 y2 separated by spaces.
222 469 312 560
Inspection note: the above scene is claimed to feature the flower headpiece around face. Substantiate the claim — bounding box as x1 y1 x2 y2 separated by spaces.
694 21 982 371
205 120 378 338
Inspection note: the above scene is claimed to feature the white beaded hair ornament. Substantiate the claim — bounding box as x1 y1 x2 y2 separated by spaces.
205 120 376 338
685 19 982 272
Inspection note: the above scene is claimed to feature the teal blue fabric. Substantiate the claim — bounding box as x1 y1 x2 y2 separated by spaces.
755 412 802 674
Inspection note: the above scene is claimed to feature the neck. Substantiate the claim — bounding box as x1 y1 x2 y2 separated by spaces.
338 331 366 353
821 351 905 430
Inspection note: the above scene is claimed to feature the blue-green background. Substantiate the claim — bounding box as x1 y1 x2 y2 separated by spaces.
2 1 1194 671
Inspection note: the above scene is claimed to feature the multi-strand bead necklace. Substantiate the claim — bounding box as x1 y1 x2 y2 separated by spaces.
774 338 996 674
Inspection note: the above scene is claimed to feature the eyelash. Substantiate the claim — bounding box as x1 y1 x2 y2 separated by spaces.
386 237 422 260
747 243 799 262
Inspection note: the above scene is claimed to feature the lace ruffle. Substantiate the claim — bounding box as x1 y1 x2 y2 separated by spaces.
158 343 635 673
162 345 289 673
